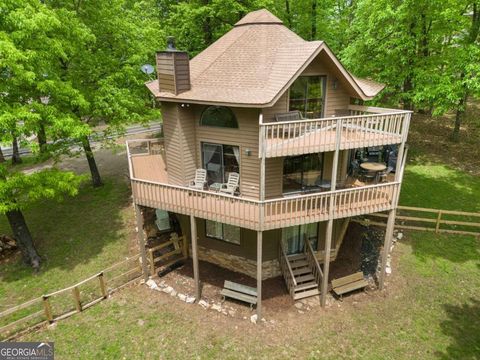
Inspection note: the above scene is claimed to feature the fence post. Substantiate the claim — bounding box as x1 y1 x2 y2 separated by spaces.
435 211 442 233
42 296 53 323
72 287 82 312
98 272 107 299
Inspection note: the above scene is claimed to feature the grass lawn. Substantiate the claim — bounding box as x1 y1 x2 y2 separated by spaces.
18 231 480 359
0 177 135 307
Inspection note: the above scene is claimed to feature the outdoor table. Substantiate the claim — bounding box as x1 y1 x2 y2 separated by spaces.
360 162 387 172
209 183 222 192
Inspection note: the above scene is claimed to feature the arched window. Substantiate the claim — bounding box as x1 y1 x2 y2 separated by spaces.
200 106 238 128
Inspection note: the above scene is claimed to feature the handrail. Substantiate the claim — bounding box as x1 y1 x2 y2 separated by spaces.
280 243 297 287
304 237 323 279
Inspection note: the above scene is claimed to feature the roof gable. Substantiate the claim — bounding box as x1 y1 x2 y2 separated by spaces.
147 9 384 107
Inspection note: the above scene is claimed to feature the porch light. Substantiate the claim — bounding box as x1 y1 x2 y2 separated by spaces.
245 148 252 156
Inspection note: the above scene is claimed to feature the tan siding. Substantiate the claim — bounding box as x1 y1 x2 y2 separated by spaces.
161 102 196 185
262 92 288 123
193 106 261 199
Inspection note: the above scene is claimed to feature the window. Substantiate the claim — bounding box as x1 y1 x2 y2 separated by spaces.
282 223 318 255
206 220 240 244
283 153 324 193
155 209 171 232
202 143 240 185
200 106 238 128
289 76 326 118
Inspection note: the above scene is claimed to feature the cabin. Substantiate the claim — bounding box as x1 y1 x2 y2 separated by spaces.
127 9 411 318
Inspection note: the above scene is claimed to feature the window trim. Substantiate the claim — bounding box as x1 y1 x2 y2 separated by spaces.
199 106 239 129
205 220 241 245
201 142 241 186
288 75 327 119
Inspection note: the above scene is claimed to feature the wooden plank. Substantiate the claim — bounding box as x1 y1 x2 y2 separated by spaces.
221 289 257 305
331 272 364 288
98 272 107 299
42 296 53 323
0 310 44 335
0 297 43 318
333 280 368 296
224 281 257 297
72 287 82 313
256 231 263 319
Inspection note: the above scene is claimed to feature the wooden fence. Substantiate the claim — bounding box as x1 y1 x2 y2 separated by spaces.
0 254 142 340
363 206 480 237
148 235 188 276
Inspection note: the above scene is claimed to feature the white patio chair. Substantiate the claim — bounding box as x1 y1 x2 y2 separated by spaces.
189 169 207 190
219 172 240 196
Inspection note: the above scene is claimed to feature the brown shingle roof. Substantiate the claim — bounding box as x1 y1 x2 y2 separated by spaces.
147 9 384 106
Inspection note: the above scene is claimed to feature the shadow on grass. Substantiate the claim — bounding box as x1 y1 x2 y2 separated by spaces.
0 178 132 285
400 163 480 212
436 298 480 359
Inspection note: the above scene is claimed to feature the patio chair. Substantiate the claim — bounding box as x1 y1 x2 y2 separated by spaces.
274 110 303 122
377 166 394 183
219 172 240 196
189 169 207 190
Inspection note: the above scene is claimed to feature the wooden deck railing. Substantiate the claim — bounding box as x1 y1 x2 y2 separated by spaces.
278 243 297 298
131 176 399 231
304 236 323 291
260 105 411 158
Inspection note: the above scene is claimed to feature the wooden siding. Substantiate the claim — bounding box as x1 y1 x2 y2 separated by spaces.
162 103 196 185
193 105 261 199
156 52 190 95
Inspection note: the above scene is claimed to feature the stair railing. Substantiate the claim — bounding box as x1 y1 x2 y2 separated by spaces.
303 235 323 291
278 242 297 297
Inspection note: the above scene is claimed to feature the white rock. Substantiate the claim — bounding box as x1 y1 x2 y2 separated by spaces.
298 310 305 314
198 300 209 309
212 304 222 312
261 318 266 322
186 296 196 304
250 314 258 324
385 266 392 274
170 289 177 297
162 286 173 294
397 232 404 240
294 302 303 309
178 293 187 302
146 279 159 290
228 310 235 317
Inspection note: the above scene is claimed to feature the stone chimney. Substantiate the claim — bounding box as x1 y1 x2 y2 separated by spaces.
156 37 190 95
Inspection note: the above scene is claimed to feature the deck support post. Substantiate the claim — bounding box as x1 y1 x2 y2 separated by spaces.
190 214 201 300
321 219 333 307
135 204 149 281
379 209 396 290
256 231 263 320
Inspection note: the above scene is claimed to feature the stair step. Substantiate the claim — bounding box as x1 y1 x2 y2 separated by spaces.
289 260 308 269
293 288 320 300
292 267 311 276
294 274 314 283
294 281 318 292
287 254 306 261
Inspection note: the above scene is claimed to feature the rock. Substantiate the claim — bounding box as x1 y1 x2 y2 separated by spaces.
212 304 222 312
162 286 173 294
186 296 196 304
178 293 187 302
198 300 210 309
170 289 177 297
298 310 304 314
261 318 266 322
146 279 159 290
385 266 392 274
294 302 303 309
250 314 258 324
221 310 228 315
228 310 235 317
397 232 404 240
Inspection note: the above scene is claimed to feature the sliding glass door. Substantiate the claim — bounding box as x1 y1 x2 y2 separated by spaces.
282 223 319 255
202 142 240 184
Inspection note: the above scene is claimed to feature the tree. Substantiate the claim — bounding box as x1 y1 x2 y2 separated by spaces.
0 0 87 269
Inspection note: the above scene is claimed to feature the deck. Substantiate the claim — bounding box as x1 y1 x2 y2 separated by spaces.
129 152 399 231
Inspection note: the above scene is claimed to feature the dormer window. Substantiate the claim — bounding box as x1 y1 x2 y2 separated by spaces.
200 106 238 128
289 76 326 119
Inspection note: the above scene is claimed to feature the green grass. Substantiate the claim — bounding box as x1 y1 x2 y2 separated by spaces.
0 178 134 307
400 163 480 212
19 231 480 359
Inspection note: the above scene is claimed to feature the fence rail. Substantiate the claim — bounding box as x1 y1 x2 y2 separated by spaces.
363 206 480 237
0 254 142 340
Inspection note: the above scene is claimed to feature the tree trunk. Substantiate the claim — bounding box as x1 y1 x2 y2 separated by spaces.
81 135 103 187
6 209 41 270
11 136 22 164
0 145 5 163
311 0 317 40
452 93 467 142
37 123 47 153
285 0 291 27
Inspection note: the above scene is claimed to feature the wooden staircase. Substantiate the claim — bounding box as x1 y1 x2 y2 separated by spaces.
279 239 324 300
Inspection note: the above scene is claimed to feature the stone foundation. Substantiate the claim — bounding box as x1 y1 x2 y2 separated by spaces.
195 245 281 280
